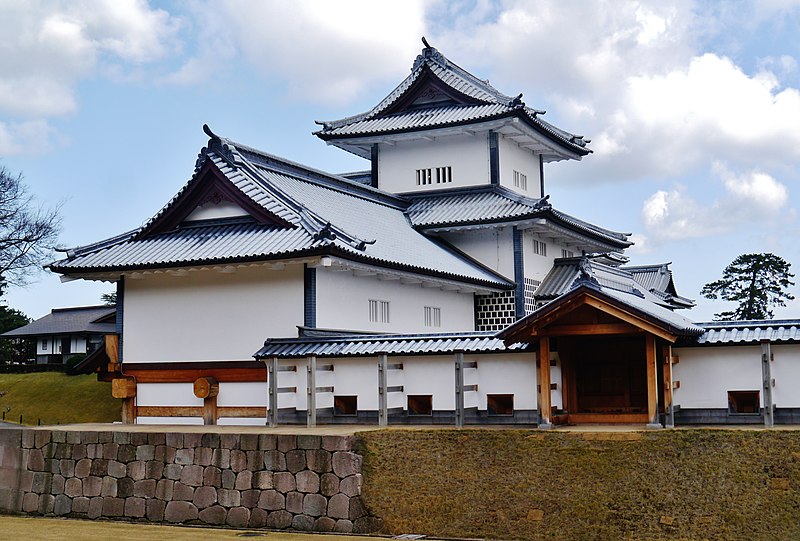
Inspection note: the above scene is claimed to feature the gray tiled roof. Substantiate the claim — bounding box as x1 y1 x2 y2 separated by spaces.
50 132 512 289
695 320 800 344
2 305 116 337
255 331 532 359
315 44 589 156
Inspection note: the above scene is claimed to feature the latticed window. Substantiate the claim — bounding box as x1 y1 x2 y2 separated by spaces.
533 239 547 256
416 166 452 185
424 306 441 327
369 299 390 323
513 170 527 190
561 248 575 258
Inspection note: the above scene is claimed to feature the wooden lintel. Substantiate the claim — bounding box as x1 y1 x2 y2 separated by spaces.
540 323 643 336
568 413 649 424
582 297 678 343
125 367 266 383
136 406 267 418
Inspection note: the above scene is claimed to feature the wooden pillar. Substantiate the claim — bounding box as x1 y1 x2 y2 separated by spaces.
662 344 674 428
646 335 661 428
112 376 137 425
307 355 316 428
105 334 120 372
193 377 219 426
267 357 278 428
538 339 552 428
761 340 774 428
454 352 465 428
378 354 388 427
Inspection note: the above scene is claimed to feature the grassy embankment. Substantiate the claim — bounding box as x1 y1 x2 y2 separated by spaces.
359 429 800 541
0 372 120 425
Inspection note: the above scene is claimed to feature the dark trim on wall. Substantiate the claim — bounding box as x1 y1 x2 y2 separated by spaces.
304 265 317 328
489 131 499 185
115 277 124 362
273 408 538 425
539 154 545 197
512 227 525 320
370 144 379 188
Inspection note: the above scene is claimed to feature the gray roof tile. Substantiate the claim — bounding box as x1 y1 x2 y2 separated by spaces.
695 320 800 344
2 305 116 337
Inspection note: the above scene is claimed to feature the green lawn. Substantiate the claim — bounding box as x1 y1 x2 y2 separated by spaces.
0 372 120 425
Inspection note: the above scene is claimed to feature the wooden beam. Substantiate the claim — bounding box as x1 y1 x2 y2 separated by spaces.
568 413 649 424
112 376 136 399
121 398 137 425
662 344 674 428
540 323 643 336
646 335 660 427
193 377 219 399
124 367 266 383
582 296 678 343
136 406 267 418
105 334 119 366
538 340 552 428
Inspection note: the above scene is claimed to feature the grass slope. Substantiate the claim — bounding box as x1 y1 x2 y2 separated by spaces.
0 372 120 425
358 429 800 541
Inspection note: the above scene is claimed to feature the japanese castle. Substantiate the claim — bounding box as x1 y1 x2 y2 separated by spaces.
48 41 800 428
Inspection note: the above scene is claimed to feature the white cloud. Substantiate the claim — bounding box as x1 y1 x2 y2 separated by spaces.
0 120 59 156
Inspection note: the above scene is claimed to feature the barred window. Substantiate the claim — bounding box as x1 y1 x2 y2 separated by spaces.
533 239 547 256
416 166 452 185
369 299 390 323
513 170 527 190
561 248 575 258
424 306 441 327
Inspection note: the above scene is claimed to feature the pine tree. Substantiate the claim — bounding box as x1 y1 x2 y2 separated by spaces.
701 253 795 320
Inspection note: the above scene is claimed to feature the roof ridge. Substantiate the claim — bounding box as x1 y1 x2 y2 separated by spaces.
51 305 116 313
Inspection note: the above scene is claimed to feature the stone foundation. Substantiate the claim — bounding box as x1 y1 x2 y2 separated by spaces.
0 428 381 533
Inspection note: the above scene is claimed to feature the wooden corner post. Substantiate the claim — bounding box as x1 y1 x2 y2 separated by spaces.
112 376 137 424
662 344 674 428
761 340 774 428
538 339 552 429
646 335 661 428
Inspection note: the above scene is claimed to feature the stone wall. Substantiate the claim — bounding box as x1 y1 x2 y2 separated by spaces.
0 428 381 533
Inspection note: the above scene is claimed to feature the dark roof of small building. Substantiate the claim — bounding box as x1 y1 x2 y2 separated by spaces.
255 331 532 359
314 41 590 160
2 305 116 338
622 263 694 309
694 320 800 345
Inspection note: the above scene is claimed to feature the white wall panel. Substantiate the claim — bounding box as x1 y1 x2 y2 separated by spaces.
771 344 800 407
498 136 541 197
217 382 268 407
441 228 514 280
136 383 203 407
135 417 204 425
673 346 762 409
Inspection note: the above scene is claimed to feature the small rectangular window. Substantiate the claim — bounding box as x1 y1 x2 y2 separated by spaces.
408 395 433 415
561 248 574 258
435 166 452 184
487 394 514 416
533 239 547 256
41 339 47 351
369 299 390 323
416 167 451 185
424 306 441 327
728 390 760 414
416 168 432 185
334 396 358 416
513 170 527 190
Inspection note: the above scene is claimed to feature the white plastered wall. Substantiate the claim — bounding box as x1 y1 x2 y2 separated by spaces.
123 265 303 363
135 382 204 425
673 346 763 409
315 268 475 333
184 201 249 221
378 133 489 194
522 230 557 283
498 136 542 198
769 344 800 408
440 228 514 280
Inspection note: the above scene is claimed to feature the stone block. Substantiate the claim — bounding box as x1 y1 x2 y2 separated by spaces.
81 432 98 444
72 444 87 461
87 496 103 519
339 474 362 497
102 497 125 517
292 514 315 531
51 431 66 444
258 434 277 451
328 493 350 519
199 504 227 525
211 448 230 469
204 466 222 487
285 491 304 514
297 435 321 450
154 445 172 463
175 448 194 465
349 496 368 520
37 493 55 514
240 434 259 451
74 459 91 479
296 470 320 494
127 461 146 481
66 431 81 444
164 500 198 523
45 458 60 474
125 497 146 518
354 516 383 534
19 470 33 492
90 459 108 477
230 450 247 473
322 435 353 452
87 444 102 459
163 464 182 480
195 447 213 466
83 476 102 497
306 449 332 473
27 449 44 471
51 474 65 495
117 477 134 498
112 432 129 445
34 430 51 449
146 460 164 480
103 443 119 460
179 433 199 448
72 496 90 514
22 492 38 513
241 489 260 509
303 493 327 517
320 473 340 496
53 443 70 460
217 488 241 508
221 469 236 489
334 519 353 533
193 486 217 509
266 509 293 529
235 470 252 490
173 482 194 501
273 472 296 493
258 489 284 511
286 450 306 473
277 435 297 453
31 472 52 494
246 450 262 471
253 471 273 489
59 459 75 478
226 506 250 528
22 429 35 449
100 476 117 497
146 498 166 521
134 479 157 498
315 517 336 532
201 433 220 449
249 507 268 528
117 445 137 463
332 451 362 478
156 479 174 500
181 464 204 487
220 434 239 449
147 433 166 446
65 477 83 498
107 460 126 479
136 445 155 462
165 433 183 448
130 432 148 446
263 450 285 471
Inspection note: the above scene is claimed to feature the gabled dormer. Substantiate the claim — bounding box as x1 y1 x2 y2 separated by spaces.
315 38 591 198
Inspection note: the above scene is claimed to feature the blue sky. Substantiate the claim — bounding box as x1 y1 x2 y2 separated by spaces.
1 0 799 321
